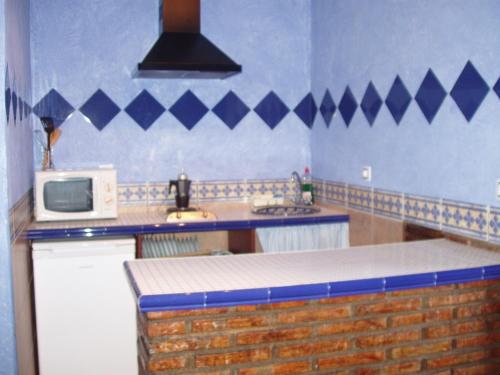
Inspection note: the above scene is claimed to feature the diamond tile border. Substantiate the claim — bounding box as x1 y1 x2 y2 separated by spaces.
118 184 150 205
450 60 489 122
312 179 325 201
385 75 412 125
212 91 250 130
125 90 165 130
324 181 347 206
373 189 404 219
35 59 498 130
9 190 32 243
490 206 500 244
415 68 447 124
254 91 290 129
338 86 358 127
118 179 296 205
404 194 441 229
197 180 245 202
294 93 317 128
360 81 382 126
320 89 336 127
347 184 372 213
441 199 488 240
169 90 209 130
80 89 121 131
147 183 170 205
33 88 75 127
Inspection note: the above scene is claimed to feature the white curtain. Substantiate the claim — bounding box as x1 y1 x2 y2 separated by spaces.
256 223 349 253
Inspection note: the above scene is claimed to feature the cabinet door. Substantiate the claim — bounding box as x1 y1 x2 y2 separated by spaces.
33 241 137 375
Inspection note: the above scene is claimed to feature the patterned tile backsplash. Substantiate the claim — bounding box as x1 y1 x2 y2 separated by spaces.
373 189 404 220
9 190 32 243
347 184 372 212
312 180 500 245
441 200 489 241
490 207 500 243
118 179 297 207
403 194 441 229
118 176 500 245
6 176 500 247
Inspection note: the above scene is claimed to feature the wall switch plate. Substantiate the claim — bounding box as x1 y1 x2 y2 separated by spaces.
362 166 372 182
497 180 500 200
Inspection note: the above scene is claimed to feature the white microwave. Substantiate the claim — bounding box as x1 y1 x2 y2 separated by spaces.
35 168 118 222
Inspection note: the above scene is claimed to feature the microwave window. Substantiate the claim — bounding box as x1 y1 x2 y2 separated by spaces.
43 178 94 212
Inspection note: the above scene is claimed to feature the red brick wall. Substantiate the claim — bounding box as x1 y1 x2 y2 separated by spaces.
138 280 500 374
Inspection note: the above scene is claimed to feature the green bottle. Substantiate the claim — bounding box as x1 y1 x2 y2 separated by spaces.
301 167 313 205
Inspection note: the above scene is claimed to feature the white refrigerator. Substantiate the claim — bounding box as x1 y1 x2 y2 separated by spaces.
32 237 138 375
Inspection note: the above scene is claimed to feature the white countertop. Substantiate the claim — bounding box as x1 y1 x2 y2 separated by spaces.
126 239 500 297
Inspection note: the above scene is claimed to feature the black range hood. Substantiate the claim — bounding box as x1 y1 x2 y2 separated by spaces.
136 0 241 79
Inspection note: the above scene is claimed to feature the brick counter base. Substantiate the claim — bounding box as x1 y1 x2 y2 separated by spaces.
138 280 500 374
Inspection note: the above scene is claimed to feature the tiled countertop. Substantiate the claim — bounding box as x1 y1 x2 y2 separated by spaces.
26 202 349 240
125 239 500 312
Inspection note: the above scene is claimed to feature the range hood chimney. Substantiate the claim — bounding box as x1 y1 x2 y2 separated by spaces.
135 0 242 79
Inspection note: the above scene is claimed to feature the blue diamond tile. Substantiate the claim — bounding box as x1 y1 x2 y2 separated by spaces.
33 89 75 127
493 77 500 100
450 61 489 122
254 91 289 129
24 101 31 118
415 69 447 124
12 90 17 124
80 89 121 131
320 89 336 127
360 81 382 126
169 90 209 130
338 86 357 127
294 93 317 128
5 87 10 123
4 66 10 123
19 97 23 122
385 75 412 125
212 91 250 129
125 90 165 130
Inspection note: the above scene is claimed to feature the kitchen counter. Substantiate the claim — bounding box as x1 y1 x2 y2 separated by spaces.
125 238 500 312
132 239 500 374
26 202 349 240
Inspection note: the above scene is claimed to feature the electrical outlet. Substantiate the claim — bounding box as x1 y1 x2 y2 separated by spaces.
497 180 500 200
362 166 372 182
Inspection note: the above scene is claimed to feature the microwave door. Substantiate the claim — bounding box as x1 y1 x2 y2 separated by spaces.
44 178 94 213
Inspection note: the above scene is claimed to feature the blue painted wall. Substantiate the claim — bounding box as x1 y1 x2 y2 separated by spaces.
1 0 32 372
5 0 32 205
311 0 500 206
31 0 312 183
0 4 17 372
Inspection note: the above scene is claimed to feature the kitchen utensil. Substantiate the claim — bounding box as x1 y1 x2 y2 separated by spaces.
42 128 61 170
40 117 55 170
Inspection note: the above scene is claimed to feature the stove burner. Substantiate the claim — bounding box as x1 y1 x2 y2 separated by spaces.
166 207 198 214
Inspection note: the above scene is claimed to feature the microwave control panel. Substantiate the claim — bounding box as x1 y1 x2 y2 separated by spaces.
100 170 117 217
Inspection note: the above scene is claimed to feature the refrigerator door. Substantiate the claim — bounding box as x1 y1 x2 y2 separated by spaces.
33 237 137 375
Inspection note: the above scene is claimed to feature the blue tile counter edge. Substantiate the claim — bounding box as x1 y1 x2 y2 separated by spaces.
26 214 350 240
129 266 500 313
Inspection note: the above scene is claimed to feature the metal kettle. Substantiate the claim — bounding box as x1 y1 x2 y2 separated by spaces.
169 171 191 210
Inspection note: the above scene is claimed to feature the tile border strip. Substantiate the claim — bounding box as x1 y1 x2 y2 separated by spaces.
118 179 295 206
117 178 499 245
9 190 32 243
316 180 498 245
